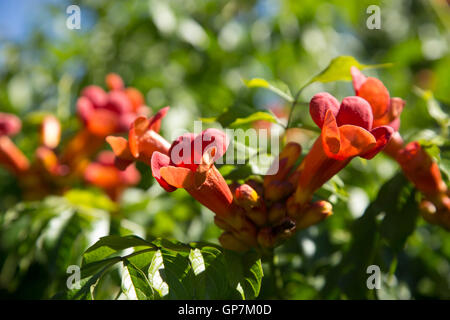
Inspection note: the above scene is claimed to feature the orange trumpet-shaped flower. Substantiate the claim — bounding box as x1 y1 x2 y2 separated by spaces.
106 107 171 170
396 142 448 204
0 113 29 175
292 93 394 207
0 136 30 175
351 66 405 131
396 141 450 230
151 128 233 217
84 151 140 201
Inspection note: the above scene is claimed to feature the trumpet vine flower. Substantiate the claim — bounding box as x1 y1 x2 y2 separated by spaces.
84 151 140 201
396 142 450 229
291 93 393 208
106 107 171 170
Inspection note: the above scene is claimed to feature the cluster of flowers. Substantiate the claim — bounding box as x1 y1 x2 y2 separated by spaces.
107 66 449 252
0 74 144 200
1 68 448 251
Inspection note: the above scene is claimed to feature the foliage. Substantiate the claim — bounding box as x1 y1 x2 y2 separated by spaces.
0 0 449 300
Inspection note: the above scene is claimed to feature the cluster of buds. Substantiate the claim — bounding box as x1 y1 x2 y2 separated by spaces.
0 73 144 200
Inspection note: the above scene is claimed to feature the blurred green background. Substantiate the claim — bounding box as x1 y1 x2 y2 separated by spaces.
0 0 449 299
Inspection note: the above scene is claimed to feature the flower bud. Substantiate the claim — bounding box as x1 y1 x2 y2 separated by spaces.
234 184 260 210
245 208 267 227
219 232 250 252
420 200 438 224
264 180 294 202
125 87 145 112
295 200 333 230
268 202 286 225
264 142 301 187
397 142 447 196
214 216 235 233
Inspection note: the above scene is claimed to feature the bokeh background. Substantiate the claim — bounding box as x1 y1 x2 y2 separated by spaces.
0 0 449 299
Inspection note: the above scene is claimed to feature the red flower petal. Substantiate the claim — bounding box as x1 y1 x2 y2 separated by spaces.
106 136 133 160
125 88 145 112
76 96 94 125
168 132 197 170
87 109 120 137
350 66 367 92
336 125 377 160
336 96 373 131
388 97 405 119
160 166 195 189
151 152 177 192
321 110 341 157
96 151 116 166
357 77 390 119
129 116 150 158
148 106 170 133
360 125 394 160
81 85 108 109
105 91 133 115
388 118 400 132
119 163 141 186
309 92 340 128
193 128 229 165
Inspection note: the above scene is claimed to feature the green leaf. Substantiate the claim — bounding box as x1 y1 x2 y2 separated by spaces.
229 111 278 128
82 235 155 267
122 259 155 300
64 189 118 212
64 236 263 300
66 259 119 300
321 173 416 299
242 78 294 102
379 185 418 252
307 56 392 85
200 104 258 128
223 250 263 299
414 86 450 130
